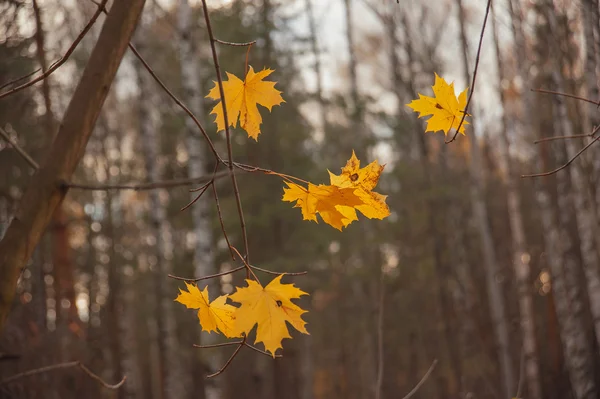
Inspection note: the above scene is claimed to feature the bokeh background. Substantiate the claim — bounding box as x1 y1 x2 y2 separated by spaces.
1 0 600 398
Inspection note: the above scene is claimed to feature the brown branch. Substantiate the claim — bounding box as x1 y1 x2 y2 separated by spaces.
63 171 228 191
88 0 223 164
215 39 257 47
201 0 251 269
0 0 146 333
243 342 281 358
534 134 592 144
0 361 126 390
0 0 108 100
168 265 245 282
212 183 236 260
532 88 600 106
206 341 245 378
522 134 600 178
194 341 243 349
128 43 223 164
0 68 42 91
400 359 438 399
0 127 39 170
446 0 492 144
250 265 307 276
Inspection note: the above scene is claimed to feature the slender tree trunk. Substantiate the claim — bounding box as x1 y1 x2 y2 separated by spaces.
490 3 542 398
455 1 515 396
136 31 181 398
177 1 218 397
543 0 600 354
305 0 327 137
508 0 598 397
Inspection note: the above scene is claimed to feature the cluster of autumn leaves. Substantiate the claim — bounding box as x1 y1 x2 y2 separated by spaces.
176 65 469 358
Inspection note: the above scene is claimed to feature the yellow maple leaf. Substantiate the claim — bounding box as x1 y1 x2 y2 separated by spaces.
229 275 309 357
206 66 285 140
328 151 390 220
406 72 469 135
282 181 362 231
175 282 240 338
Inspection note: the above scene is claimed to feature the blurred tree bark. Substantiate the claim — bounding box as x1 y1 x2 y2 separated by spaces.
455 0 515 397
490 2 542 398
177 0 217 397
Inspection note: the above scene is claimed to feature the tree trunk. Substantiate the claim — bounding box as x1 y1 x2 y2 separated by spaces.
490 2 542 398
543 0 600 358
455 1 515 396
304 0 327 137
0 0 146 333
136 30 181 399
177 1 219 397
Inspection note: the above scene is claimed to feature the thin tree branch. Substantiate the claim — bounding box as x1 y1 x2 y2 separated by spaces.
206 341 244 378
215 39 257 47
0 0 108 100
0 67 42 91
168 265 245 282
522 134 600 178
212 183 236 260
201 0 250 269
534 134 592 144
250 265 307 276
0 361 126 389
88 0 223 164
194 341 243 349
63 171 228 191
243 342 281 358
0 127 39 170
400 359 438 399
532 88 600 106
446 0 492 144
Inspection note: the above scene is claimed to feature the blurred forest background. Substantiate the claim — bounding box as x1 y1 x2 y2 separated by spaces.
1 0 600 398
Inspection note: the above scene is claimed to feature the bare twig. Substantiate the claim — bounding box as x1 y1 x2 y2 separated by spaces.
212 183 236 260
202 0 251 268
243 342 281 358
0 67 42 91
0 0 108 100
168 265 245 282
206 341 244 378
515 346 525 399
88 0 223 164
215 39 257 47
532 88 600 106
522 125 600 178
0 361 126 390
63 171 227 191
194 341 243 349
0 127 39 170
446 0 492 144
250 265 307 276
400 359 438 399
534 134 592 144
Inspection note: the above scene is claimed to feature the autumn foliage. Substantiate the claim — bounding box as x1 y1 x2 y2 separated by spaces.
176 65 392 360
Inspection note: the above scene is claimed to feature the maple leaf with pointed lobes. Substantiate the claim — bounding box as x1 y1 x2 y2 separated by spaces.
175 282 240 338
282 181 363 231
206 66 285 140
328 151 390 220
407 73 470 135
229 275 309 357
